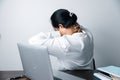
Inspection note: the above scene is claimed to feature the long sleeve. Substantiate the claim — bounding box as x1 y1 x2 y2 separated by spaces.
29 31 60 45
28 31 70 57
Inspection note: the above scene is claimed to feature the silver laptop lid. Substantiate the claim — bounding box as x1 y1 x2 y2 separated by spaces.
17 43 54 80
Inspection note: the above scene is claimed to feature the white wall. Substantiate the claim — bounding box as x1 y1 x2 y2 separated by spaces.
0 0 120 70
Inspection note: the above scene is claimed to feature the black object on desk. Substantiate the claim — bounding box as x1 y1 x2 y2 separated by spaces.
61 70 95 80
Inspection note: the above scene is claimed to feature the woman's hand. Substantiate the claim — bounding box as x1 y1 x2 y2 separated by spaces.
72 24 82 33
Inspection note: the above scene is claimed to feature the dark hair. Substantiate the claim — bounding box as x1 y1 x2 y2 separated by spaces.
50 9 77 28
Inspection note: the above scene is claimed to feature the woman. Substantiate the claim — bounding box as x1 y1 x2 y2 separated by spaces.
29 9 94 70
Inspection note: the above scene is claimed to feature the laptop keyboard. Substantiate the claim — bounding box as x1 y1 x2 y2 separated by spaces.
54 76 62 80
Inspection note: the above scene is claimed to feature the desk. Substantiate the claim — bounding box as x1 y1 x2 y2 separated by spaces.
0 70 97 80
0 71 24 80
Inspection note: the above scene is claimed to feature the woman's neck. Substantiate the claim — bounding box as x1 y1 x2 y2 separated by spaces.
65 25 82 35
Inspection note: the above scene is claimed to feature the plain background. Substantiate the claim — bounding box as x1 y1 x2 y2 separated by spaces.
0 0 120 70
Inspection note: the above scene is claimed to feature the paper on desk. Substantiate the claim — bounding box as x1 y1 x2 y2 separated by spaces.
97 66 120 77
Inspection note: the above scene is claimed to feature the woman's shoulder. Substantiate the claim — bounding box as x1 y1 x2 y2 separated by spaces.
80 26 93 38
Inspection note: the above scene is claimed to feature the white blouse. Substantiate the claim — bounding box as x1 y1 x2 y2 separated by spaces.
28 28 94 70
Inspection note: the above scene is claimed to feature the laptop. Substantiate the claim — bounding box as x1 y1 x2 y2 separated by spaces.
17 43 62 80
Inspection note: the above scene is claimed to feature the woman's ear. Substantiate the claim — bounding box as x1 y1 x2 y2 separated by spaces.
58 24 66 36
58 24 64 29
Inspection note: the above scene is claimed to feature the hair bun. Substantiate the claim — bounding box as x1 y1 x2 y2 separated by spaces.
70 12 77 23
69 12 73 17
